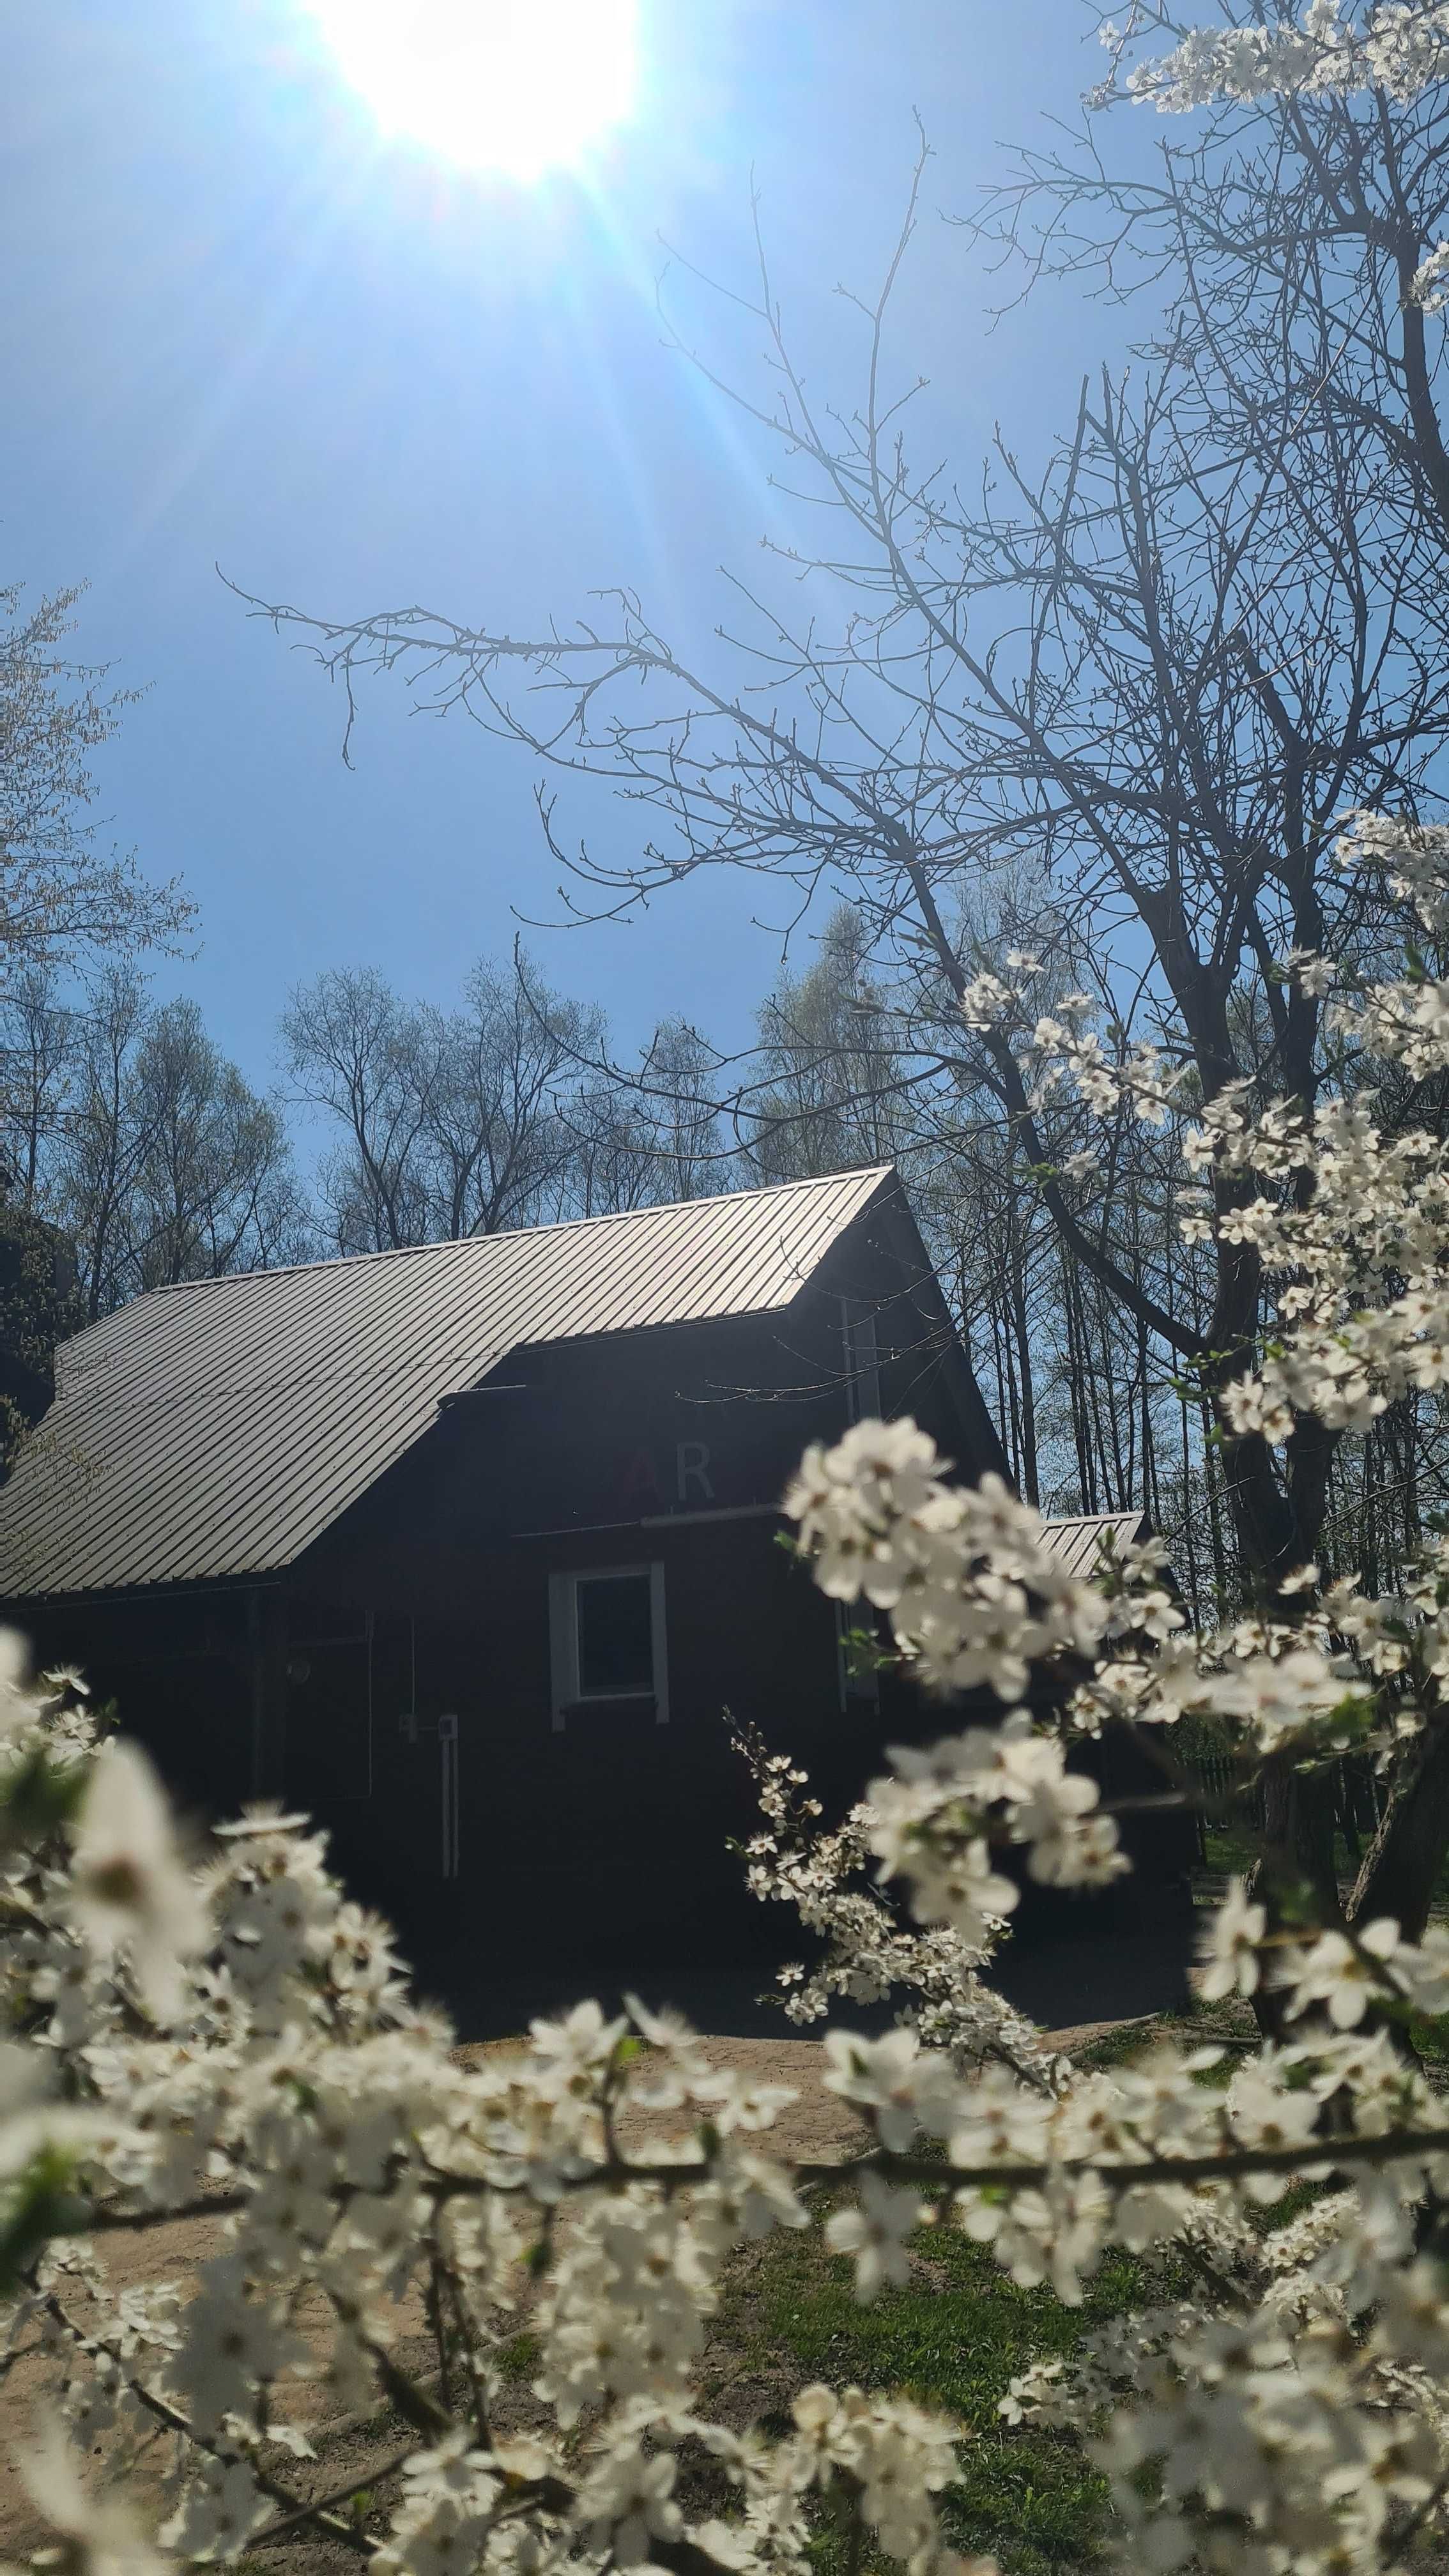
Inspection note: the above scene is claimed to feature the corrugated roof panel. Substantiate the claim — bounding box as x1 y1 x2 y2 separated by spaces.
0 1165 892 1598
1038 1511 1146 1579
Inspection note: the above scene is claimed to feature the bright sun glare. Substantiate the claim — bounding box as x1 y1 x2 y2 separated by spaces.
307 0 640 181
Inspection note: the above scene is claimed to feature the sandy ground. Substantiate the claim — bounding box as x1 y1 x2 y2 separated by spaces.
0 2021 1143 2563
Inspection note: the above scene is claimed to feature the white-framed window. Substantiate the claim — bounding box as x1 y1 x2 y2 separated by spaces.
548 1563 668 1731
840 1296 882 1422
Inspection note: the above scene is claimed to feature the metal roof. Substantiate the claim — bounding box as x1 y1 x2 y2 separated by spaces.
0 1165 893 1600
1038 1510 1147 1579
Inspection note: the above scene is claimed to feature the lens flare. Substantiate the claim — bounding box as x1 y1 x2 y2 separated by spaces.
306 0 639 181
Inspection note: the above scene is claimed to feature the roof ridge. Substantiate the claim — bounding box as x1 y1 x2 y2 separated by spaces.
137 1162 895 1299
1040 1509 1144 1528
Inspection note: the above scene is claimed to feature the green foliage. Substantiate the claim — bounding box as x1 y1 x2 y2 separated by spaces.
0 2145 84 2301
1202 1823 1260 1876
0 1740 88 1853
494 2327 542 2382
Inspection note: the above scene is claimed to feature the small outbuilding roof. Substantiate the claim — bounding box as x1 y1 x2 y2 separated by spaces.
1038 1509 1149 1579
0 1164 894 1602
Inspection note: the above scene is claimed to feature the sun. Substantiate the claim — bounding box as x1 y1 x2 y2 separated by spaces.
307 0 640 182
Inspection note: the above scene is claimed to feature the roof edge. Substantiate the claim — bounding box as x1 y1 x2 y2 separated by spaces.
146 1162 895 1295
56 1163 896 1355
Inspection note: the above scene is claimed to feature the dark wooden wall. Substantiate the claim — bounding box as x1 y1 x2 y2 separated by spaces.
280 1282 939 1968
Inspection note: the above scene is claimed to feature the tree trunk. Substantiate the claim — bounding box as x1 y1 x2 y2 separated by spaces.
1008 1215 1039 1508
1349 1724 1449 1939
1201 1397 1229 1609
1250 1760 1344 2036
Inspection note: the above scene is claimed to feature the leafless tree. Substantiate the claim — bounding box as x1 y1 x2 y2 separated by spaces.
280 967 438 1254
123 1000 308 1291
283 948 658 1249
0 964 77 1208
428 957 604 1235
3 968 308 1318
631 1018 730 1202
745 908 908 1186
56 967 159 1320
555 1080 662 1216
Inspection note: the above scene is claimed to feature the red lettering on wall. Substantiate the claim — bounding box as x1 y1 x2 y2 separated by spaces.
614 1449 663 1515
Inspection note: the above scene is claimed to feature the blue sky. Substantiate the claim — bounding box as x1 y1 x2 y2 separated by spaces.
4 1 1126 1099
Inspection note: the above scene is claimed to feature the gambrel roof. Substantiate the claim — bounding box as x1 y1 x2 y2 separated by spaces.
0 1166 898 1600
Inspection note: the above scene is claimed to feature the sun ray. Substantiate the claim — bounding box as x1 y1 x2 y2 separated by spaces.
305 0 639 182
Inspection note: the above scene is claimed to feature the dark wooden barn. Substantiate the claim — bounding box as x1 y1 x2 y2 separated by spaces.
0 1165 1193 2018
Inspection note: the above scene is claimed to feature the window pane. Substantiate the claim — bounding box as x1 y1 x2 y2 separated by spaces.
577 1573 654 1696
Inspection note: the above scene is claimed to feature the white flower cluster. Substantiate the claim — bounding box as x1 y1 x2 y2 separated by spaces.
1409 238 1449 307
1179 1059 1449 1450
732 1722 1055 2079
781 1406 1440 1793
0 1703 1009 2576
1061 818 1449 1458
1337 809 1449 933
1027 1016 1181 1129
1121 0 1449 111
783 1419 1172 1705
955 953 1183 1136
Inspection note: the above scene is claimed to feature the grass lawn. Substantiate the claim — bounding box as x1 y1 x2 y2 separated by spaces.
700 2212 1174 2575
691 2017 1260 2575
333 2202 1170 2576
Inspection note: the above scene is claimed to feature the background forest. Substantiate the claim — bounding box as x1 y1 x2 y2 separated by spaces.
5 557 1443 1637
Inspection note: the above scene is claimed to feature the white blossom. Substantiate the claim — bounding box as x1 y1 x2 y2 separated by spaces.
68 1742 208 2022
1199 1876 1268 2000
825 2174 925 2300
19 2418 167 2576
1282 1919 1402 2028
